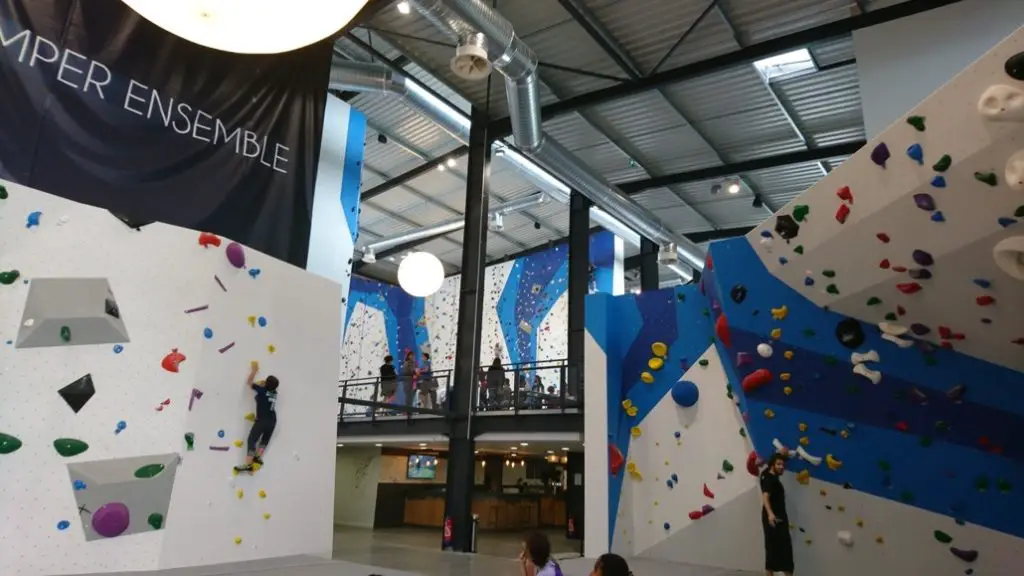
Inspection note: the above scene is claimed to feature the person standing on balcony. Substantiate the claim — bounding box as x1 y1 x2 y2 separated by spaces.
400 350 416 407
485 357 505 411
418 352 437 410
379 355 397 404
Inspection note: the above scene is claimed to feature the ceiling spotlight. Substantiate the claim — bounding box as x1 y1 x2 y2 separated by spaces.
374 443 383 447
510 446 518 451
436 164 446 172
418 442 428 447
446 157 457 168
397 1 411 15
560 447 570 451
520 442 529 446
726 180 741 194
546 450 554 454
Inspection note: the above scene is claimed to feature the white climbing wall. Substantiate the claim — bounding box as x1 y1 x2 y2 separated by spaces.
747 25 1024 372
0 180 341 575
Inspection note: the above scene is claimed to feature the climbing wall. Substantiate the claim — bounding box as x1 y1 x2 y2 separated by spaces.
0 180 342 575
748 26 1024 373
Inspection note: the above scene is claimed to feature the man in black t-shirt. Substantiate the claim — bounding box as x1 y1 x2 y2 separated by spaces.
236 361 278 473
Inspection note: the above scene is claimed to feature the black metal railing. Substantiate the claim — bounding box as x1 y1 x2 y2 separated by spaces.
472 358 581 415
337 369 453 422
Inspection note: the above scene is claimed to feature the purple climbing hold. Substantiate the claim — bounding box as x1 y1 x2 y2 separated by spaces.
92 502 130 538
701 504 715 515
930 211 946 222
870 143 891 167
998 217 1018 227
930 175 946 188
225 242 246 269
981 318 992 324
950 548 978 563
910 323 931 336
906 143 924 165
735 352 752 368
804 276 815 287
908 268 932 280
912 249 934 267
913 193 936 211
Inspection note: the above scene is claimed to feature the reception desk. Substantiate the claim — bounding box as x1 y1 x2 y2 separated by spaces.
403 493 566 531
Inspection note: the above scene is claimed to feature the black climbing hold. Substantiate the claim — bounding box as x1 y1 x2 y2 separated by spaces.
835 318 865 350
774 215 800 241
1005 51 1024 81
729 285 747 304
59 374 96 414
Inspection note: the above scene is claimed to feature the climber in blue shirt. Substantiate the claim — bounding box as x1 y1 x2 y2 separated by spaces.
236 361 278 473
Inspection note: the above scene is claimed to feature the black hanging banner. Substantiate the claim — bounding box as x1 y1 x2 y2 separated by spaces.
0 0 334 267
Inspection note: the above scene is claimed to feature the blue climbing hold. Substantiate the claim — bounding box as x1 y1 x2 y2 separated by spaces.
257 316 267 328
671 380 700 408
998 217 1017 228
760 230 772 238
663 522 670 530
778 257 788 265
930 211 945 222
217 430 225 438
930 175 946 188
666 479 674 488
804 277 815 287
26 211 41 228
73 480 87 491
671 473 678 482
203 327 213 339
674 431 681 439
115 420 127 434
907 143 924 165
248 268 262 279
113 344 124 354
973 278 991 289
57 520 70 531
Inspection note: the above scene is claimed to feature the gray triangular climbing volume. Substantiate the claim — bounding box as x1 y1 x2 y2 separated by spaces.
58 373 96 413
16 278 130 349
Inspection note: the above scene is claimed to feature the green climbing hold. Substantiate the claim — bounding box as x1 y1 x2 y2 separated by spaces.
0 184 7 199
708 336 716 345
134 463 166 479
722 459 734 473
975 475 990 492
0 432 24 454
824 355 837 365
0 270 20 285
793 245 804 255
906 116 926 131
878 460 891 472
866 297 882 306
698 359 709 367
1015 205 1024 218
702 308 710 317
184 432 195 451
900 490 914 504
677 293 686 302
53 438 89 457
919 436 932 448
802 329 815 337
147 513 164 530
997 479 1013 493
933 154 952 172
933 530 953 544
974 171 998 186
792 205 810 222
726 390 734 399
825 284 840 295
822 270 836 278
884 312 898 321
739 428 747 438
60 326 71 343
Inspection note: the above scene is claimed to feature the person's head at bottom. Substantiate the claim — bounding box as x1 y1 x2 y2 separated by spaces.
264 375 279 392
520 532 553 571
591 553 631 576
765 452 786 476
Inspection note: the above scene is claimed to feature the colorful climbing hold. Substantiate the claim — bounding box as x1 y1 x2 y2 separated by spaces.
698 358 709 367
912 249 934 267
867 297 882 306
930 211 945 222
651 342 668 357
974 171 997 186
198 232 222 248
57 520 71 531
741 368 773 393
722 460 734 473
870 143 891 167
0 432 23 454
92 502 130 538
148 513 164 530
914 193 936 211
930 175 946 188
933 154 952 172
976 295 996 306
792 204 810 222
999 217 1018 227
835 203 851 224
225 242 246 268
0 270 20 285
26 210 42 228
648 357 664 370
203 327 213 339
906 115 926 131
906 143 924 164
950 548 979 563
53 438 88 457
876 232 891 243
897 282 923 294
184 432 195 450
161 349 186 373
60 325 71 343
134 463 165 479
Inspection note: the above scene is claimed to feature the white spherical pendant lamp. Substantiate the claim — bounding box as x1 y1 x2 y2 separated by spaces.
119 0 370 54
398 252 444 297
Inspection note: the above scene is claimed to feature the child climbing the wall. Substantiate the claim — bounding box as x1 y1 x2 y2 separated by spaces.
236 361 278 473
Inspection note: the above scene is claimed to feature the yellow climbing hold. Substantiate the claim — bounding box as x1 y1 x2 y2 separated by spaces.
764 409 775 419
621 399 637 417
648 357 664 371
235 537 242 545
651 342 668 357
780 373 791 381
805 539 813 545
796 470 810 485
783 386 793 395
236 489 244 499
247 316 257 327
626 406 637 417
263 513 271 520
244 412 256 422
840 430 850 439
267 344 276 353
232 468 239 477
641 372 654 384
233 440 243 448
825 454 843 471
771 305 789 320
770 328 782 340
819 489 828 497
875 536 884 544
856 518 864 528
259 489 267 499
837 505 846 513
784 350 794 360
799 436 810 446
798 422 808 432
630 426 642 438
252 462 262 472
653 501 659 506
626 462 643 480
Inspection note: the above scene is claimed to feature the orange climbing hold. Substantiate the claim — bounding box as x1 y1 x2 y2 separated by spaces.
198 232 222 248
161 349 186 373
609 444 624 476
742 368 773 393
715 314 732 347
703 483 715 499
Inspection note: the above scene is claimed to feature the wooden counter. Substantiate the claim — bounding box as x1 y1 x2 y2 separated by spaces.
403 494 565 531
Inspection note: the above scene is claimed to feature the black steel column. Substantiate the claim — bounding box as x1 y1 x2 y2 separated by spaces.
565 451 585 546
567 192 591 403
639 237 659 291
443 106 490 552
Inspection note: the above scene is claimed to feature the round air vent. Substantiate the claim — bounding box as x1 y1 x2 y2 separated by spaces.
451 41 491 81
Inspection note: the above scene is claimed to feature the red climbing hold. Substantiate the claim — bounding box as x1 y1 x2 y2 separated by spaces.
742 369 773 393
746 450 761 476
894 421 909 432
609 444 624 476
703 483 715 499
836 185 854 204
715 314 732 347
876 232 890 243
976 295 996 306
198 232 222 248
938 326 952 339
835 204 851 224
897 282 922 294
892 266 908 273
940 342 954 350
161 349 186 373
897 305 906 316
688 510 704 520
705 255 714 271
879 259 891 269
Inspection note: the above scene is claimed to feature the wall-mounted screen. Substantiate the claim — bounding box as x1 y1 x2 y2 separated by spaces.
406 454 437 480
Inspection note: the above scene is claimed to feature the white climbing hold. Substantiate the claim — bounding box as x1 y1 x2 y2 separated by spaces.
881 333 914 348
853 363 882 385
57 215 70 225
1006 150 1024 192
23 318 34 328
796 446 822 466
978 84 1024 122
838 530 854 547
760 237 774 251
850 350 880 365
772 438 791 456
993 236 1024 281
757 343 774 358
878 322 908 337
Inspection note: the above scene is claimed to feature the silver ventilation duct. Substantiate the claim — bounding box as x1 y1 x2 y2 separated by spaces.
409 0 706 272
360 192 547 258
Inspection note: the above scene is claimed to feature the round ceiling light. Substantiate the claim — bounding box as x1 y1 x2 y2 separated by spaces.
397 252 444 297
119 0 370 54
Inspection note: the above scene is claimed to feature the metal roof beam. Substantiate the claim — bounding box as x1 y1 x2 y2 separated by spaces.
486 0 964 137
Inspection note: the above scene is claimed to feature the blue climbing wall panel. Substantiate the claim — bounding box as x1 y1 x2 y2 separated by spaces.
497 243 568 374
590 230 617 294
704 237 1024 538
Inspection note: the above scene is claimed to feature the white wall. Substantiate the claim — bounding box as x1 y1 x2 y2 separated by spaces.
334 447 382 529
854 0 1024 138
0 180 342 575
